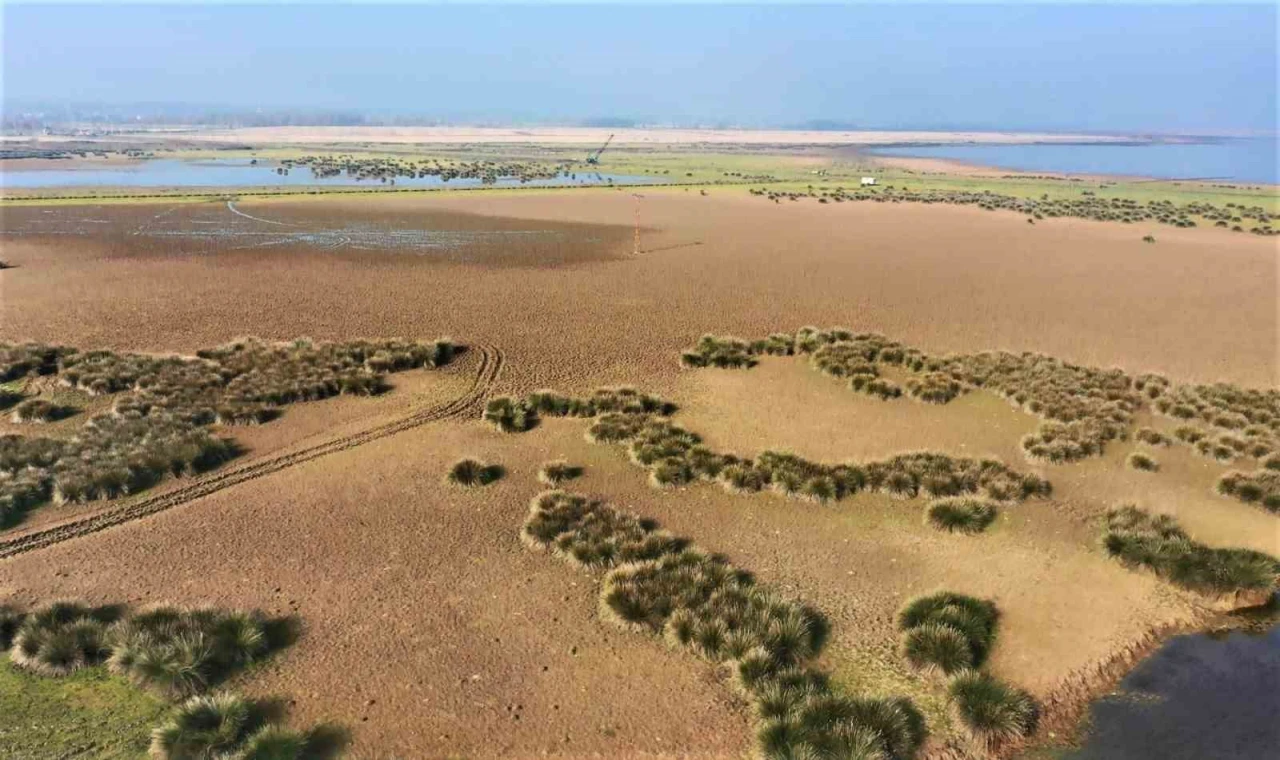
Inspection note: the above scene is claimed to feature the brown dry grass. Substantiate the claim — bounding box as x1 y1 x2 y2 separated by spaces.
1 189 1276 757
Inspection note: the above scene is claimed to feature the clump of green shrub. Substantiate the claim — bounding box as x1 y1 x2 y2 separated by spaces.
149 691 341 760
107 605 270 697
523 489 925 760
1173 425 1206 444
0 389 23 410
6 600 280 698
1126 452 1159 472
925 497 998 534
906 372 966 404
1216 470 1280 513
1102 505 1279 595
948 670 1038 754
537 461 583 486
897 592 998 675
7 600 118 676
0 342 76 382
9 398 75 424
0 604 25 648
150 691 257 760
1134 428 1170 446
527 387 675 418
483 396 537 432
680 335 757 369
446 458 504 487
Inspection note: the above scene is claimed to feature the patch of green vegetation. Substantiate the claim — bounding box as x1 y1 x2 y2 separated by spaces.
446 458 504 487
897 592 999 675
522 489 926 760
0 655 168 759
1102 505 1280 595
925 497 999 534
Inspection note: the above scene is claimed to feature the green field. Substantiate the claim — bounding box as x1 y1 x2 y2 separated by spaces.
0 656 166 759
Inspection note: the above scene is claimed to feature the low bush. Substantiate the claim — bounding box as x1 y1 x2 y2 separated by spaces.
680 335 757 369
149 692 257 760
0 389 23 410
1173 425 1206 444
1102 505 1279 594
1216 470 1280 513
906 372 966 404
107 605 270 697
7 600 119 676
0 604 25 648
537 460 583 486
9 398 75 423
897 592 999 674
925 497 998 534
527 387 676 418
0 342 76 382
482 396 537 433
1134 428 1170 446
446 458 504 487
948 670 1038 754
1126 452 1159 472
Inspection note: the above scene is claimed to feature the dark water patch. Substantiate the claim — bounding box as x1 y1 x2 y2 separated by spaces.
1064 621 1280 760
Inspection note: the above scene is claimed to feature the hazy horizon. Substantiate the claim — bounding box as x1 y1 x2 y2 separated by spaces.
4 4 1278 134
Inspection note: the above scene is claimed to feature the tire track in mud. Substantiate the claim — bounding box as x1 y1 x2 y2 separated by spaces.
0 343 504 560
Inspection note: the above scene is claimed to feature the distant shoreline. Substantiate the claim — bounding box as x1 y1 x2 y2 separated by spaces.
0 125 1195 148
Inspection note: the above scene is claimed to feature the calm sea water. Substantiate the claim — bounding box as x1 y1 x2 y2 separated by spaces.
1063 622 1280 760
0 158 656 189
870 138 1278 184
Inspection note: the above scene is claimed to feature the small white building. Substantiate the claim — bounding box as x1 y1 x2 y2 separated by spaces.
860 176 877 187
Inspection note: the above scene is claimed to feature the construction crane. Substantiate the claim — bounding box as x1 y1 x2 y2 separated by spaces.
586 133 614 165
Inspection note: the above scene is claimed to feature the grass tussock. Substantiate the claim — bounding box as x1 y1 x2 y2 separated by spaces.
897 592 998 675
680 335 758 369
446 458 504 487
106 605 271 697
0 342 76 382
482 396 538 433
1102 505 1280 595
1134 428 1171 447
948 670 1038 755
527 387 676 418
522 489 925 760
9 398 75 424
6 600 282 697
1126 452 1159 472
0 389 24 411
1216 469 1280 514
0 337 458 529
925 497 998 534
7 600 118 677
537 460 584 486
148 692 342 760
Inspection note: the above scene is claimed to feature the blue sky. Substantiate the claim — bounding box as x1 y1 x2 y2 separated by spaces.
4 3 1276 132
